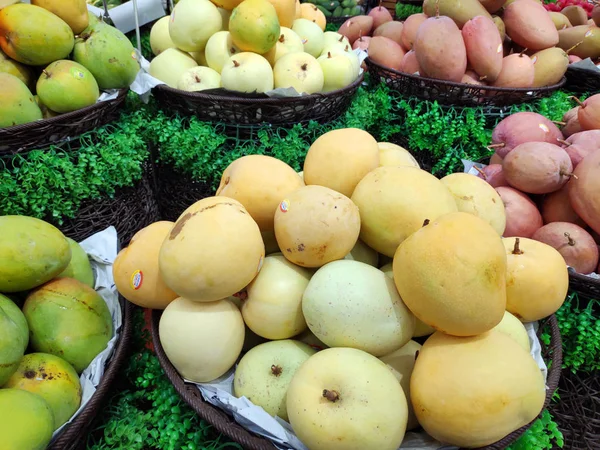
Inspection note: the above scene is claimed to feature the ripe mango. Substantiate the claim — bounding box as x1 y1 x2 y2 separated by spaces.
400 13 427 50
0 73 42 128
479 0 505 14
0 4 74 66
558 25 600 59
492 15 506 41
531 47 568 87
37 60 99 113
549 11 572 30
503 0 559 51
73 22 140 89
422 0 492 29
31 0 89 34
414 16 467 82
462 16 503 82
0 48 33 88
492 53 534 88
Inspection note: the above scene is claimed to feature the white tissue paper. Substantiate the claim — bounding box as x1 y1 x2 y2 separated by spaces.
49 226 121 442
568 57 600 74
182 314 547 449
87 0 166 34
462 158 600 281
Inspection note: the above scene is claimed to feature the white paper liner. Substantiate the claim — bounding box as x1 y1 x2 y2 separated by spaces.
175 322 548 450
87 0 166 34
462 158 600 280
132 48 368 103
49 226 121 442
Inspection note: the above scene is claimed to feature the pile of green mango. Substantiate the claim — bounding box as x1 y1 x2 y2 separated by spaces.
303 0 364 18
0 215 114 450
0 2 139 129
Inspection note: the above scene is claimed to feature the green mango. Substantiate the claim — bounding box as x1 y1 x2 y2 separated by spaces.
0 215 71 293
73 22 140 89
0 293 28 352
0 73 42 128
37 60 99 113
0 48 33 89
0 389 54 450
23 277 112 373
0 296 27 386
57 237 95 288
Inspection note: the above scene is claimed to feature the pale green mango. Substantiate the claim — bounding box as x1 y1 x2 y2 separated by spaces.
0 294 28 352
0 73 42 128
23 277 112 373
5 353 82 430
57 237 95 288
73 23 140 89
37 60 99 113
0 389 54 450
0 307 25 386
0 215 71 292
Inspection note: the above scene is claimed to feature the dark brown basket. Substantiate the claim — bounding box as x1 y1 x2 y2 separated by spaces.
154 162 213 222
0 89 128 157
564 65 600 95
551 370 600 450
54 159 160 246
151 310 562 450
568 271 600 303
365 57 566 112
152 75 363 130
47 295 133 450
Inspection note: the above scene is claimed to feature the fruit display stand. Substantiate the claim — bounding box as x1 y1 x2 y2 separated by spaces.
0 89 128 155
150 310 563 450
365 58 567 115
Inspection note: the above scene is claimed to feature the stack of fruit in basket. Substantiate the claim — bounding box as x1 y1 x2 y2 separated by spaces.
148 0 362 94
116 129 570 450
302 0 364 19
476 94 600 277
0 0 139 129
351 0 600 88
0 216 113 449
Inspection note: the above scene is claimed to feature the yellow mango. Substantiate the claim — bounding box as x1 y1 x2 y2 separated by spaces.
31 0 88 34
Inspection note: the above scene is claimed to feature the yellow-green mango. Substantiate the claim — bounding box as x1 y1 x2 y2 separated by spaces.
531 47 569 87
558 25 600 59
229 0 280 54
0 48 33 88
5 353 82 430
0 73 42 128
31 0 89 34
73 23 139 89
33 95 61 119
37 60 99 113
422 0 492 29
0 4 74 66
23 277 113 373
0 295 27 386
57 237 95 288
0 389 54 450
0 215 71 293
0 293 28 352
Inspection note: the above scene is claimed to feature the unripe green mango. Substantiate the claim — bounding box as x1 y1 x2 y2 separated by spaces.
57 237 95 288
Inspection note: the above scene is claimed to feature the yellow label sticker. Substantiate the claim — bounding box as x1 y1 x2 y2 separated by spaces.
531 56 538 64
257 255 264 273
131 50 137 60
131 270 143 290
70 67 85 80
539 123 549 133
497 43 503 54
279 199 290 213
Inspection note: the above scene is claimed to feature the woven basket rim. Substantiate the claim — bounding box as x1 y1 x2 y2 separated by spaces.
47 295 133 450
153 74 364 105
151 309 562 450
568 271 600 301
365 57 567 94
0 89 129 134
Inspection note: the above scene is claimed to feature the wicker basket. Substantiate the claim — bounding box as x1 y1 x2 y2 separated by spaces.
564 65 600 95
0 89 128 156
152 75 363 130
47 295 133 450
568 271 600 303
154 161 213 222
151 311 562 450
365 58 566 111
54 159 160 245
